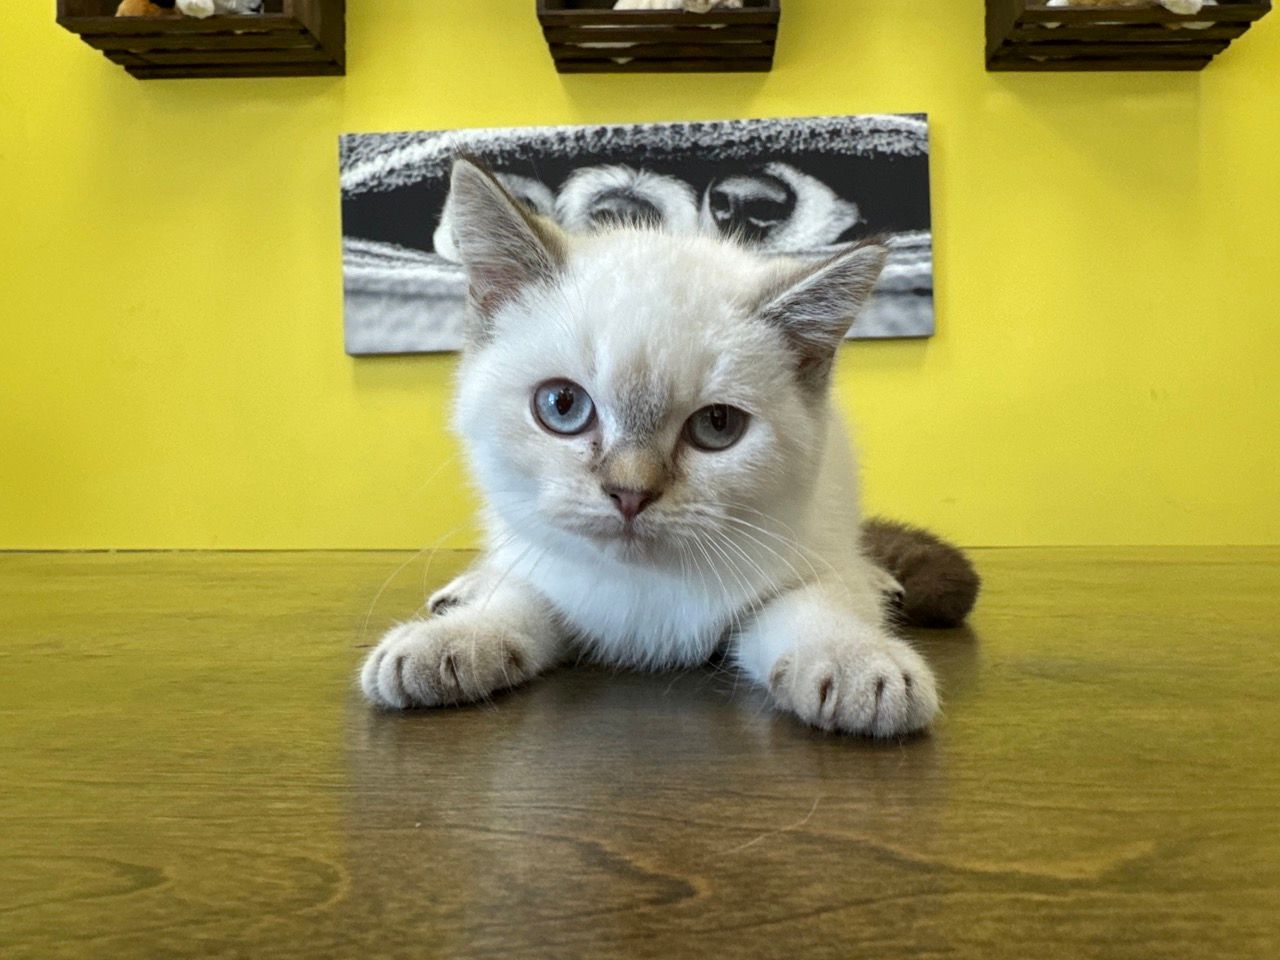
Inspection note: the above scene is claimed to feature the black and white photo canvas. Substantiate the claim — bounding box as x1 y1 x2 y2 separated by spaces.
340 114 933 355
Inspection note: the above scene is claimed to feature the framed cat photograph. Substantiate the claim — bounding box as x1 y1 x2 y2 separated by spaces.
339 114 934 355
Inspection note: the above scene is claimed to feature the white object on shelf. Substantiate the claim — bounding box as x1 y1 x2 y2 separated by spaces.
613 1 744 11
1043 0 1215 29
176 0 263 18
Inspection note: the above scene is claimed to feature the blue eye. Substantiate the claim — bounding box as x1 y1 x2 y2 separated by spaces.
532 380 596 436
685 404 749 451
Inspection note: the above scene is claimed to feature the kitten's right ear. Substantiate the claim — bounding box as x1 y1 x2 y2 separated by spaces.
447 159 566 339
754 242 887 391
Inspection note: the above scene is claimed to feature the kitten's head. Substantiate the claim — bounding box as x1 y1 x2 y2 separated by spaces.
446 159 884 566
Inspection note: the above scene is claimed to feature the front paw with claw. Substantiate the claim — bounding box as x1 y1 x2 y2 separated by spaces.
360 615 532 709
426 569 490 615
768 636 938 737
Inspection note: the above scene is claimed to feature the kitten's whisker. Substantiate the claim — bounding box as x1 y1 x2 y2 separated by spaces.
693 532 753 642
362 521 471 645
716 501 855 602
480 540 540 609
717 514 822 597
411 453 460 498
688 533 734 610
708 528 776 599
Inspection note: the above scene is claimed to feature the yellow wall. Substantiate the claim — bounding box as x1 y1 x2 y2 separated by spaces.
1 2 1277 549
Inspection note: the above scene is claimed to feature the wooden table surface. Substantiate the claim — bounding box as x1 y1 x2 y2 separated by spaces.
2 548 1278 959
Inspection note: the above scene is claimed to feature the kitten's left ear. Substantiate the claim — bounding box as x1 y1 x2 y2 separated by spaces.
755 242 887 388
447 158 567 340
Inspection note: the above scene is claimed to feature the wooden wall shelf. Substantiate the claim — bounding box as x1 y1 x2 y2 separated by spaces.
987 0 1271 71
537 1 781 73
56 0 344 79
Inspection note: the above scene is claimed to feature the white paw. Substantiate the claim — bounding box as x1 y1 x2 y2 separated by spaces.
426 569 487 615
177 0 216 18
768 636 938 737
1160 0 1203 14
359 615 533 709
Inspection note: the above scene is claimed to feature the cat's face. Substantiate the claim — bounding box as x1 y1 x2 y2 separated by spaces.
456 234 820 564
445 161 883 566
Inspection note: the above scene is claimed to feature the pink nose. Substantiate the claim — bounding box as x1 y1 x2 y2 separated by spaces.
604 486 658 521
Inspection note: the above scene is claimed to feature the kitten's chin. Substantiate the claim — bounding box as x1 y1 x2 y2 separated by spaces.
575 524 670 565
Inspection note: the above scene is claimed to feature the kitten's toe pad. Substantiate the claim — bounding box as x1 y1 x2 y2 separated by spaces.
359 618 530 709
428 593 461 615
769 638 937 737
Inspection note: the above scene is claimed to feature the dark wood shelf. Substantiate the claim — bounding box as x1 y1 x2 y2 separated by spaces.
56 0 344 79
537 0 780 74
987 0 1271 71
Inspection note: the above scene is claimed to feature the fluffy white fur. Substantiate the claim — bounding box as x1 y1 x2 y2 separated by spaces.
360 160 939 738
555 166 700 235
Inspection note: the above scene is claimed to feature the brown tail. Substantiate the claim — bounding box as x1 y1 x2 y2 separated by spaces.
860 518 980 628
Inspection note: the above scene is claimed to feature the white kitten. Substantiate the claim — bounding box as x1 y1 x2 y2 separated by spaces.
360 160 976 738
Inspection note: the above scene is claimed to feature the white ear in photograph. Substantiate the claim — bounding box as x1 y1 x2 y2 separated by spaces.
554 165 700 235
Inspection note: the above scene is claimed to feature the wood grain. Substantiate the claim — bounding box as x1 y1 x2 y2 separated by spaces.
2 548 1278 959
